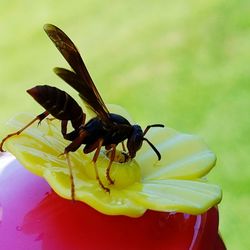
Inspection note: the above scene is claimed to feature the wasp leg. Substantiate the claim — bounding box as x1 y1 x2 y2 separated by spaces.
121 141 126 152
61 120 68 136
59 130 88 201
106 144 116 185
87 138 110 193
61 120 80 141
65 153 75 201
62 130 87 153
0 111 49 152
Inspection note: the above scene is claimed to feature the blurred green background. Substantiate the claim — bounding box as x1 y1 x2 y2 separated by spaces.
0 0 249 248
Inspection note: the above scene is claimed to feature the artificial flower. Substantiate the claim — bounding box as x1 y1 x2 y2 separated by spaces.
1 105 222 218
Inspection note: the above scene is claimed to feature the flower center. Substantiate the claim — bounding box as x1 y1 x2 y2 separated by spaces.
83 150 142 189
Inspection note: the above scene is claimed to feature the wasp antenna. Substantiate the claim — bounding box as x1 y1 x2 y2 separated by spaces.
143 138 161 160
143 124 165 136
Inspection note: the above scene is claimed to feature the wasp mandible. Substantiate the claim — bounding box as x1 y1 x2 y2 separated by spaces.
0 24 164 199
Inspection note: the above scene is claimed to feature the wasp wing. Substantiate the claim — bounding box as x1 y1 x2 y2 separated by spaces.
54 67 111 121
43 24 111 124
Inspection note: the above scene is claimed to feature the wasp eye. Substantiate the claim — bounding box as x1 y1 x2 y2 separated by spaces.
127 133 143 158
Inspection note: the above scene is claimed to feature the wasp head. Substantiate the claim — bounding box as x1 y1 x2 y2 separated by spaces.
127 125 144 159
127 124 165 160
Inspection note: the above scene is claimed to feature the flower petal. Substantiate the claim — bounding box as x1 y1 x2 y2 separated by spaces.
44 168 145 217
125 179 222 215
137 127 216 180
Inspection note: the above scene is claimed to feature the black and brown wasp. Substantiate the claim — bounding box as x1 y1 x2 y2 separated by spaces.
0 24 164 199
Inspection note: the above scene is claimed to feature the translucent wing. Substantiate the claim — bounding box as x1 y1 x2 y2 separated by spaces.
54 67 111 121
43 24 111 124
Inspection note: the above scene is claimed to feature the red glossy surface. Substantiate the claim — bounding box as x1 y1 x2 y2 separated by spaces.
0 153 226 250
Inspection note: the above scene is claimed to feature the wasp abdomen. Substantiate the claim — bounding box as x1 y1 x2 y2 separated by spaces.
27 85 84 127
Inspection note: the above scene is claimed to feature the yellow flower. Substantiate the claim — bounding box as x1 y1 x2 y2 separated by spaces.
1 106 222 218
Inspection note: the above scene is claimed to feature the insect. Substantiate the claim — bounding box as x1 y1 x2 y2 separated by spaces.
0 24 164 199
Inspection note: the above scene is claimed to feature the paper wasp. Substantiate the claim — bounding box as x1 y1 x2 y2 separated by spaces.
0 24 164 198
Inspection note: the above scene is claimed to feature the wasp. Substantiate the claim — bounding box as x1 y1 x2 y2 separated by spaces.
0 24 164 199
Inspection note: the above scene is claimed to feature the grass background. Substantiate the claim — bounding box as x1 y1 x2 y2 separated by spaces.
0 0 249 248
